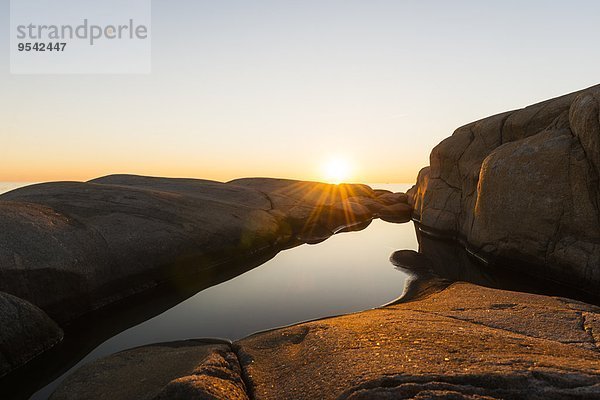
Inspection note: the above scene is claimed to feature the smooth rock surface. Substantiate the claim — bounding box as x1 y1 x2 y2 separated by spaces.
0 292 63 378
378 203 412 223
50 340 247 400
0 180 283 324
408 84 600 292
236 283 600 400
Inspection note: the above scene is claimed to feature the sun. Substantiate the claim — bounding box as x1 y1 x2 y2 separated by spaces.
322 156 352 184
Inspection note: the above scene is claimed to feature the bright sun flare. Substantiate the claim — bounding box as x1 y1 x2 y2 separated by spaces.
322 157 352 184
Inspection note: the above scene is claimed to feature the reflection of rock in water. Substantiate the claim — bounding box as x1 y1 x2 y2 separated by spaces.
390 222 600 307
386 250 450 305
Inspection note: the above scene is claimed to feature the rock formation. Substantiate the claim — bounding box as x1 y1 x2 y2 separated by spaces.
0 175 410 380
408 84 600 294
50 339 248 400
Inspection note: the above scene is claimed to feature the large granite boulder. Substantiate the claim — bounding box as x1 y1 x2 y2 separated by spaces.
408 84 600 293
52 282 600 399
0 178 283 324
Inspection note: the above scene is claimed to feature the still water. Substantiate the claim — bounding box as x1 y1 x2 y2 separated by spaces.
0 183 417 399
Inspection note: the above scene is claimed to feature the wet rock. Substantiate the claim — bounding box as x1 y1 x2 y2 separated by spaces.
408 84 600 292
50 340 247 400
0 292 63 377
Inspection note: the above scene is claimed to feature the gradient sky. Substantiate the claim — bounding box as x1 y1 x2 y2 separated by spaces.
2 0 600 183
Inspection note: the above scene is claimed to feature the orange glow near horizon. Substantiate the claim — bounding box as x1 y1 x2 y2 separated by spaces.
0 164 419 185
0 154 421 184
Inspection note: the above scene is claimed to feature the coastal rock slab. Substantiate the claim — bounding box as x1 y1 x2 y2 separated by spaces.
408 84 600 292
235 283 600 400
0 292 63 377
50 340 248 400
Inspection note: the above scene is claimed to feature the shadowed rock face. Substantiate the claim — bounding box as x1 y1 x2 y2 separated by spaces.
408 84 600 293
52 282 600 399
0 292 63 377
0 180 285 324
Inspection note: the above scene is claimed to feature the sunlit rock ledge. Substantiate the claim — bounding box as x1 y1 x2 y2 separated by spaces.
0 175 410 378
408 84 600 294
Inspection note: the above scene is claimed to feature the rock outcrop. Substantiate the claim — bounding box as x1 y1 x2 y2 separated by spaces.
52 282 600 399
50 340 248 400
0 292 63 377
0 175 409 379
408 84 600 294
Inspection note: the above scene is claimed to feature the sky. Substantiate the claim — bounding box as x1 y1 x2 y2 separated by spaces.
1 0 600 183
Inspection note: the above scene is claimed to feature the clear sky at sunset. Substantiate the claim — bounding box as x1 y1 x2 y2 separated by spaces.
1 0 600 183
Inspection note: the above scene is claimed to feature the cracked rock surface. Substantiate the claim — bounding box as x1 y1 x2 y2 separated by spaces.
408 84 600 293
